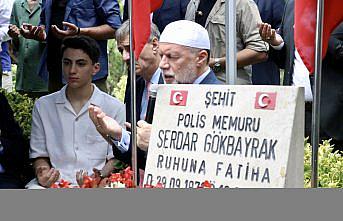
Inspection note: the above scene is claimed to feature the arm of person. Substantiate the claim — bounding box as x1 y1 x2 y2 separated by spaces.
51 22 116 40
259 22 287 69
208 50 268 69
33 157 60 188
20 23 46 41
123 120 152 152
259 22 284 46
100 158 116 177
8 25 20 49
88 104 123 140
62 0 121 40
237 49 268 68
136 120 152 152
8 2 20 49
114 122 148 169
30 101 59 188
79 24 116 40
235 0 269 68
88 104 129 153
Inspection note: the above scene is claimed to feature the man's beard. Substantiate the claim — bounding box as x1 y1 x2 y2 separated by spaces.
175 63 198 84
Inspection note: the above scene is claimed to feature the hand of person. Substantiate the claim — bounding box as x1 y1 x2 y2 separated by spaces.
259 22 283 46
88 104 123 140
51 21 79 39
8 24 20 38
36 166 60 188
20 23 46 41
76 168 107 188
91 168 103 188
136 120 152 152
76 169 88 187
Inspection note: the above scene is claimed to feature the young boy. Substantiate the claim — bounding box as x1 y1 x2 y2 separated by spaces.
27 36 126 188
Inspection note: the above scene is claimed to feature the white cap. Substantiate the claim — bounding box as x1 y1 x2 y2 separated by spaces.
159 20 210 50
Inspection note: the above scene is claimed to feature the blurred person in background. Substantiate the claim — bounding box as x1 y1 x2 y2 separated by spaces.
123 0 190 32
260 0 343 152
88 20 221 176
20 0 122 93
185 0 269 84
0 91 31 189
1 42 13 92
0 0 15 88
8 0 48 98
252 0 285 85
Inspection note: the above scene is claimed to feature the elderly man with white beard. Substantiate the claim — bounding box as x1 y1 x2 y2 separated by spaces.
88 20 221 177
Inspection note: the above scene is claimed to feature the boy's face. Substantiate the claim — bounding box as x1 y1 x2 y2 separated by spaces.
62 48 100 89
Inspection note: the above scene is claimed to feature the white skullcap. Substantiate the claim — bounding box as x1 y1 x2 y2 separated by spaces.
159 20 210 50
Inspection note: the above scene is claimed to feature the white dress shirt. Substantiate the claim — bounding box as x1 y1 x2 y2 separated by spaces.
193 67 211 84
30 85 126 184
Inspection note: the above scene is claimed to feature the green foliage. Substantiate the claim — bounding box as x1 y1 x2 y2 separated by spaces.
107 39 127 102
12 64 17 88
304 139 343 188
0 89 35 139
113 74 127 102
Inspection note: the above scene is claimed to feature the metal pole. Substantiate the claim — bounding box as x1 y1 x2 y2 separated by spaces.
225 0 237 84
128 0 138 187
311 0 324 188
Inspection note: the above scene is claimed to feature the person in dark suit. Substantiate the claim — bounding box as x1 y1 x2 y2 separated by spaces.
260 0 343 151
89 20 221 176
319 23 343 151
123 0 190 32
158 20 222 85
116 20 164 125
134 20 222 153
89 20 164 172
259 0 295 86
252 0 285 85
0 92 31 188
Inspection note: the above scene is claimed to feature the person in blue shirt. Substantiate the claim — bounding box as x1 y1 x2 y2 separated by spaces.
0 42 12 91
20 0 122 93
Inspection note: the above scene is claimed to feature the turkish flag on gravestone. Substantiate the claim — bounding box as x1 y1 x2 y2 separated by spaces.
294 0 343 74
132 0 163 59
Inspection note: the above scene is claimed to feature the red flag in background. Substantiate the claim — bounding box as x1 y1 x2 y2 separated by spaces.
132 0 163 59
294 0 343 74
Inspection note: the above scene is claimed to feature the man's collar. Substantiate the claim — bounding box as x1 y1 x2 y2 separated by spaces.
193 67 211 84
55 84 102 106
87 84 102 107
55 85 68 104
148 68 162 84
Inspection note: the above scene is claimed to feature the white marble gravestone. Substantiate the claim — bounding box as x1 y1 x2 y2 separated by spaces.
143 85 304 188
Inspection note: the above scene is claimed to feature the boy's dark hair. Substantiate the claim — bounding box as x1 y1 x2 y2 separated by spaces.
61 36 100 64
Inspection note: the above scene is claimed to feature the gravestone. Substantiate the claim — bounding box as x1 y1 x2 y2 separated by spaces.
143 85 304 188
